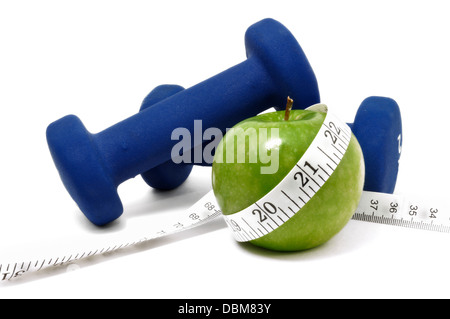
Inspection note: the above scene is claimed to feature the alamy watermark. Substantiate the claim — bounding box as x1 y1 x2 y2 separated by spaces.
171 120 280 174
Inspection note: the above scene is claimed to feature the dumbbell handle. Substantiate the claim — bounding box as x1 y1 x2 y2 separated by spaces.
97 58 275 185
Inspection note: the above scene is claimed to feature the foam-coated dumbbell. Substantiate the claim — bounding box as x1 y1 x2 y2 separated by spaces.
349 96 402 194
46 18 320 226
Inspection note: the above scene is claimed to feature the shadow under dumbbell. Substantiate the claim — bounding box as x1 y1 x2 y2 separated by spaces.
126 170 214 219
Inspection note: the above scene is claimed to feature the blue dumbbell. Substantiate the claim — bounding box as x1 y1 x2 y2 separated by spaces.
141 88 402 194
46 18 320 226
349 96 402 194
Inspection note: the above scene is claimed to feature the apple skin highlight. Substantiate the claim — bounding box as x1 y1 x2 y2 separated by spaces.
212 110 365 252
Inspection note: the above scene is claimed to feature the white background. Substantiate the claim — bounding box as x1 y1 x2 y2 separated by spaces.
0 0 449 299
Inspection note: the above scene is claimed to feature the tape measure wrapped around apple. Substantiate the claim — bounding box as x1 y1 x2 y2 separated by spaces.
212 100 365 251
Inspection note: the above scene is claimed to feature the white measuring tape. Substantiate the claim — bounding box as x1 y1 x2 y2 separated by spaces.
1 107 448 281
0 190 221 282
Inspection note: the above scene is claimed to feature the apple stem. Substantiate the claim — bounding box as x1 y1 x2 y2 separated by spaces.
284 97 294 121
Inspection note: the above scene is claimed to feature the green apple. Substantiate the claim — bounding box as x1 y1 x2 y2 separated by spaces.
212 104 365 252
